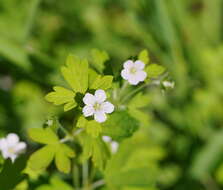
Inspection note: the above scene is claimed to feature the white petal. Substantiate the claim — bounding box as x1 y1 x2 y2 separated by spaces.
2 149 10 159
135 70 147 82
83 105 94 117
121 69 130 80
0 139 7 150
101 101 114 113
111 141 119 153
94 112 107 123
83 93 96 106
15 142 26 153
9 154 17 163
123 60 134 69
102 136 111 142
6 133 19 146
95 89 106 103
128 75 140 85
134 60 145 70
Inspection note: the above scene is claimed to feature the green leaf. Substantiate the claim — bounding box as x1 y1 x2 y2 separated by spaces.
55 149 71 174
81 133 110 170
145 64 166 78
55 144 75 173
86 120 102 138
128 109 150 126
62 144 76 158
77 117 102 138
28 145 56 171
91 49 109 73
138 49 149 64
45 86 76 112
105 137 158 190
61 55 88 93
0 156 27 190
28 128 59 144
90 75 113 90
128 93 151 109
102 111 139 141
36 176 73 190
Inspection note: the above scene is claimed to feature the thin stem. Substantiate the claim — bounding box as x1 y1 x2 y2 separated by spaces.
91 179 105 189
73 164 80 190
82 161 89 188
120 82 150 104
118 81 129 99
60 129 84 143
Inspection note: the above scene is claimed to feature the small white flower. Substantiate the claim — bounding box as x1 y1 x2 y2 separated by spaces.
82 89 114 123
121 60 147 85
0 133 26 162
102 136 112 142
46 119 53 126
163 81 175 89
102 136 119 153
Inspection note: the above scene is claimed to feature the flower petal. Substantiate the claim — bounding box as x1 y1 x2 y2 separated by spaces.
15 142 26 153
123 60 134 69
128 75 140 85
134 60 145 70
102 136 112 142
83 105 94 117
6 133 19 146
94 112 107 123
135 70 147 82
9 154 17 163
101 101 114 113
111 141 119 153
121 69 130 80
95 89 106 103
83 93 96 106
1 149 10 159
0 139 7 150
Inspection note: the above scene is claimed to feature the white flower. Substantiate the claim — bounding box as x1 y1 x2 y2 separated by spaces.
0 133 26 162
163 81 175 89
82 89 114 123
102 136 119 153
46 119 53 126
121 60 147 85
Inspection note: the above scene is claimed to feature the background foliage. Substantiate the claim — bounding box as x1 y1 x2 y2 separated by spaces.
0 0 223 189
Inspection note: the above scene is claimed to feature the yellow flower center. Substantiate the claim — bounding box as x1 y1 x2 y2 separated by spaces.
8 147 15 154
130 67 137 74
93 102 102 111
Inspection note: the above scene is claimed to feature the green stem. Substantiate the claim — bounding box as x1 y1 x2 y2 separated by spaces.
118 81 129 99
82 161 89 189
73 164 80 190
91 180 105 189
120 82 150 104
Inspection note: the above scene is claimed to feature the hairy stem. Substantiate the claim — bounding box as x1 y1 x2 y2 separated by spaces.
91 179 105 189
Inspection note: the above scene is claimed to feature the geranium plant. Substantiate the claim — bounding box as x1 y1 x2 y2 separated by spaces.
0 49 170 190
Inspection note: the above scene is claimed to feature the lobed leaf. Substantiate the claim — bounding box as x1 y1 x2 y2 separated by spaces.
45 86 76 111
138 49 149 64
102 111 139 141
28 128 59 144
55 144 75 173
90 75 113 90
146 64 166 78
77 116 102 138
28 145 56 171
61 55 88 93
81 133 110 170
91 49 109 73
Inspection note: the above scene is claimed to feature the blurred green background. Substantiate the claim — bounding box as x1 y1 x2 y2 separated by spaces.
1 0 223 189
